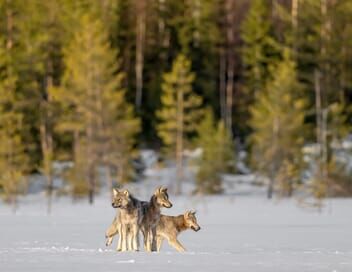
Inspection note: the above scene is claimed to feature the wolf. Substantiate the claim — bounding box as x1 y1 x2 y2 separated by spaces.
105 188 143 251
156 210 201 252
140 186 173 252
105 186 172 252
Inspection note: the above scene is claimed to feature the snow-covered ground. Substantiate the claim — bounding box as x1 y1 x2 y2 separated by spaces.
1 150 352 271
1 187 352 272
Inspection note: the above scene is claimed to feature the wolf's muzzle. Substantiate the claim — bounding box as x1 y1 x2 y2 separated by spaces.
192 226 201 232
164 202 173 208
112 203 121 208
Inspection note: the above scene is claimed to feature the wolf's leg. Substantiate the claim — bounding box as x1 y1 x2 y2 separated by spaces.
141 228 148 251
141 227 148 251
127 226 134 251
106 236 113 247
126 226 131 251
136 228 140 251
168 238 186 252
151 227 157 251
156 236 164 252
145 229 152 252
117 223 123 251
131 225 139 251
121 224 128 252
105 220 119 246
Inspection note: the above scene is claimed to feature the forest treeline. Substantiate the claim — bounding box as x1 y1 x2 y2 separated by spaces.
0 0 351 207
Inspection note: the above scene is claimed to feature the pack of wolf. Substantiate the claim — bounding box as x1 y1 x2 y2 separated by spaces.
105 186 201 252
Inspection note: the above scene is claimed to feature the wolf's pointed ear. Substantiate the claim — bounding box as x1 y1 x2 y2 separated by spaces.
159 186 167 193
123 189 130 197
155 186 163 194
113 188 119 197
191 210 197 215
185 211 191 217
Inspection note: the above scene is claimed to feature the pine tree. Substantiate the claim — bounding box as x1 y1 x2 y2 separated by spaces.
195 109 235 194
101 82 140 185
157 54 202 194
250 52 307 198
0 39 28 211
241 0 278 94
240 0 279 134
52 13 139 203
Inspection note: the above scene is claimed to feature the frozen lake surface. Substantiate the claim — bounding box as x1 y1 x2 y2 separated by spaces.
1 191 352 272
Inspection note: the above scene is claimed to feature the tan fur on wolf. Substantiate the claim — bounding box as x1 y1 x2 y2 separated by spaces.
105 186 172 252
105 189 143 251
156 210 201 252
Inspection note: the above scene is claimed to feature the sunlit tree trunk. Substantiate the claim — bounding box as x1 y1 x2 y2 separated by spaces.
135 0 146 109
6 0 13 51
40 58 55 214
291 0 299 54
224 0 235 134
219 48 227 124
176 84 184 195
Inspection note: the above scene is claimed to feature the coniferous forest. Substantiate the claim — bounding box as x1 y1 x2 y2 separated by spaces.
0 0 351 207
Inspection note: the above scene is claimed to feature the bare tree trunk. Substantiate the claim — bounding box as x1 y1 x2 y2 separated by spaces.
86 117 96 204
319 0 330 197
85 102 95 205
11 192 17 214
320 0 331 105
107 166 113 201
315 69 329 199
219 48 227 123
6 1 16 211
40 60 54 215
40 119 53 214
117 158 125 185
157 0 168 62
88 166 95 205
314 70 322 161
321 108 328 182
6 0 13 51
176 85 184 195
225 58 234 133
268 117 279 199
291 0 298 54
135 0 146 109
267 179 274 199
224 0 235 133
291 0 298 29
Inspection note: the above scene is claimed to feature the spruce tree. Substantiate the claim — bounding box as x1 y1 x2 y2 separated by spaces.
0 39 28 210
240 0 279 133
195 109 235 194
52 13 139 203
241 0 277 94
157 54 202 194
250 52 307 198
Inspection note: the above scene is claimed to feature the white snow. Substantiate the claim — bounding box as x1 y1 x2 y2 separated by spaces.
1 159 352 272
1 189 352 272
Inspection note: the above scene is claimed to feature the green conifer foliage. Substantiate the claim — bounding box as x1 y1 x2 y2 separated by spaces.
157 54 202 194
250 52 307 198
0 39 28 209
195 109 235 194
52 14 139 202
240 0 280 134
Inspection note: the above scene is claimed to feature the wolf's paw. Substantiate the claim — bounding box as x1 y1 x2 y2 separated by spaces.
106 237 113 246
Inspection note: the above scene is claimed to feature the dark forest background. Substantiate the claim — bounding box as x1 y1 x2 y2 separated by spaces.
0 0 351 208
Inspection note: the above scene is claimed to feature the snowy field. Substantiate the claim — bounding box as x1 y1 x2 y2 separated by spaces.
1 189 352 272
